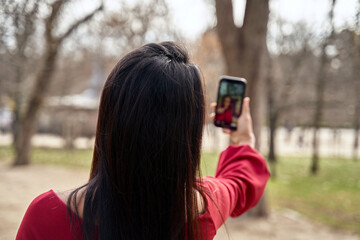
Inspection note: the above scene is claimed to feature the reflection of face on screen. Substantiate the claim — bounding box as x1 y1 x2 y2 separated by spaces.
215 81 244 128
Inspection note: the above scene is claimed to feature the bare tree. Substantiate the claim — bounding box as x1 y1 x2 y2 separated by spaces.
8 0 103 165
266 20 312 176
0 0 40 147
215 0 269 216
311 0 336 174
1 0 179 164
88 0 176 55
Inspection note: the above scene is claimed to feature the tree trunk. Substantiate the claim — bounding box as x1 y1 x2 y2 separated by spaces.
310 49 326 175
310 0 336 175
268 111 278 177
13 46 59 165
215 0 268 149
311 127 320 174
12 64 24 147
266 57 277 177
13 116 35 165
215 0 269 216
12 57 27 164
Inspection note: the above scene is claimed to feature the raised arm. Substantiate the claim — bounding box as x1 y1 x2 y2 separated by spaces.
203 98 270 229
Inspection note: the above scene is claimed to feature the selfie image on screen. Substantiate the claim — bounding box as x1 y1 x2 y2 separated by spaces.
215 80 244 129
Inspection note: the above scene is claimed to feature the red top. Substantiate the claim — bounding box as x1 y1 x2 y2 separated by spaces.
16 145 269 240
215 108 233 124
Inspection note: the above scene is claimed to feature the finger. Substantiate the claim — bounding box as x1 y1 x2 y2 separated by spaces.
242 97 250 115
209 112 215 120
222 128 231 134
210 102 216 110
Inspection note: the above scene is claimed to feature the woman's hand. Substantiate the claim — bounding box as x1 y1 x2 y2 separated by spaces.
211 97 256 148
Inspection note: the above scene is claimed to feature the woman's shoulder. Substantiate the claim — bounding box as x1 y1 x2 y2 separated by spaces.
26 190 59 214
16 190 81 239
21 190 69 224
31 190 65 208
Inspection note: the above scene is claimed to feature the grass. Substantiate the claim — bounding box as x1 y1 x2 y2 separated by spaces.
200 151 221 177
0 146 221 173
267 155 360 235
0 146 93 168
1 146 359 234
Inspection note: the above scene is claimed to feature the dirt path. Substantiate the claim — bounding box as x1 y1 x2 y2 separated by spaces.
0 162 359 240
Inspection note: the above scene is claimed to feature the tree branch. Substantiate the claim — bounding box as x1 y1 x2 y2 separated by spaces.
20 0 30 15
214 0 239 71
242 0 269 38
57 4 103 43
45 0 68 43
215 0 238 36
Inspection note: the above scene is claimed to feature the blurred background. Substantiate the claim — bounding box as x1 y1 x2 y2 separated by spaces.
0 0 359 239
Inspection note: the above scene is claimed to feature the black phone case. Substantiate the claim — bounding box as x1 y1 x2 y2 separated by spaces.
214 76 247 130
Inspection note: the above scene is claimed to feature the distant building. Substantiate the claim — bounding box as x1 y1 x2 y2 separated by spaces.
0 107 12 133
40 59 106 147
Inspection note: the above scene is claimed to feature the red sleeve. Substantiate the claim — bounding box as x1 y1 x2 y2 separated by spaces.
201 144 270 229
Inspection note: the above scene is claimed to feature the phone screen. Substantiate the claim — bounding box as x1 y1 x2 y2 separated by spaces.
214 76 246 130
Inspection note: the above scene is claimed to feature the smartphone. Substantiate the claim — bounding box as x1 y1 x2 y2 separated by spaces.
214 76 247 130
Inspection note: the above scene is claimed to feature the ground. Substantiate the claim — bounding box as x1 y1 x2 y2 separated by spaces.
1 162 359 240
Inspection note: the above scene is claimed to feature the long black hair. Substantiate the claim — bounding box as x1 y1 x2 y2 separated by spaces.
68 42 206 240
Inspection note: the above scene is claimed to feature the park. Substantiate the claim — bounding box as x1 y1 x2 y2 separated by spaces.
0 0 360 239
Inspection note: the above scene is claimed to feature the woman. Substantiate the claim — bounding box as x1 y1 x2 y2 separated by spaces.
16 42 269 240
215 95 233 124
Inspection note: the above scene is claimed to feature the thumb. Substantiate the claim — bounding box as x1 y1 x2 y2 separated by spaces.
242 97 250 115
